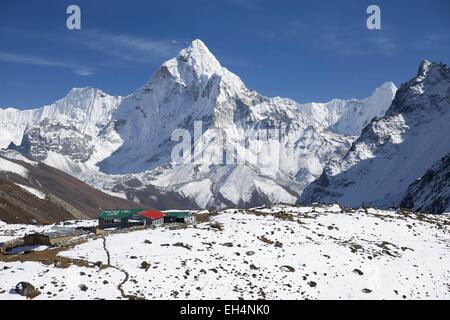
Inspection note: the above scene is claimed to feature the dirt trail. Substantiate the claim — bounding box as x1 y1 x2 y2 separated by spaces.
100 236 143 300
101 236 111 266
1 236 142 300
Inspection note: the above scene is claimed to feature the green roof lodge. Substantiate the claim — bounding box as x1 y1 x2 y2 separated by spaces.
99 209 146 228
163 211 196 224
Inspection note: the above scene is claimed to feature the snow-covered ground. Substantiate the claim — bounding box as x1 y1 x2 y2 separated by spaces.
0 205 449 300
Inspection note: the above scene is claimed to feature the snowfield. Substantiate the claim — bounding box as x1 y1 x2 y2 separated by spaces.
0 205 449 300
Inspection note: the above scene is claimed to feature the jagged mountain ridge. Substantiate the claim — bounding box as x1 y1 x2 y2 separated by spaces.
300 60 450 213
0 40 397 209
3 88 122 172
299 82 397 136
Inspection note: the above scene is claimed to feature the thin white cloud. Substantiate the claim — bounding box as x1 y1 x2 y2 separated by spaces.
81 31 182 64
0 51 93 76
1 27 183 66
74 68 94 76
321 32 399 56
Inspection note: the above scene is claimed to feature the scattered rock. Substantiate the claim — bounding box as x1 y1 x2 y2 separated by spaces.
173 242 192 250
362 288 372 293
350 243 363 253
221 242 233 247
15 282 41 299
210 222 224 231
144 240 152 244
246 251 255 256
280 265 295 272
79 284 88 292
258 235 274 245
307 281 317 288
94 261 103 269
353 269 364 276
140 261 151 271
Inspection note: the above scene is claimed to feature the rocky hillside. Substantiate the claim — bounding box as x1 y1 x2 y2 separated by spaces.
0 179 79 224
300 60 450 213
400 152 450 214
0 151 139 223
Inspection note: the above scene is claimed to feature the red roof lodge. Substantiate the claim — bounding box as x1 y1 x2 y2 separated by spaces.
138 209 165 228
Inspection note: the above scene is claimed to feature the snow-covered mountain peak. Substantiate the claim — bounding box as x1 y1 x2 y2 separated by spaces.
49 87 120 119
417 59 434 77
362 81 398 108
179 39 221 69
63 87 110 101
369 81 397 98
40 87 122 130
417 59 449 80
158 39 224 84
387 60 449 116
180 39 222 74
298 81 397 136
148 39 247 98
0 86 122 149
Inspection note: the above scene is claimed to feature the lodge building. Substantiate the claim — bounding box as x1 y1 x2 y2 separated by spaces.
98 208 196 229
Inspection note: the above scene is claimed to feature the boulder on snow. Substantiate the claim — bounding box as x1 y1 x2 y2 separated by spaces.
15 282 41 299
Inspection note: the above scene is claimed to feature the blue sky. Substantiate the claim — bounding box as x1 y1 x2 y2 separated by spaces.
1 0 449 108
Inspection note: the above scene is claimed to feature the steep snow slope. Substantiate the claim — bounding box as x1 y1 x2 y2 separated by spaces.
3 88 123 171
0 108 41 148
299 82 397 136
97 40 392 208
99 39 227 174
400 152 450 214
300 60 450 212
1 205 449 300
